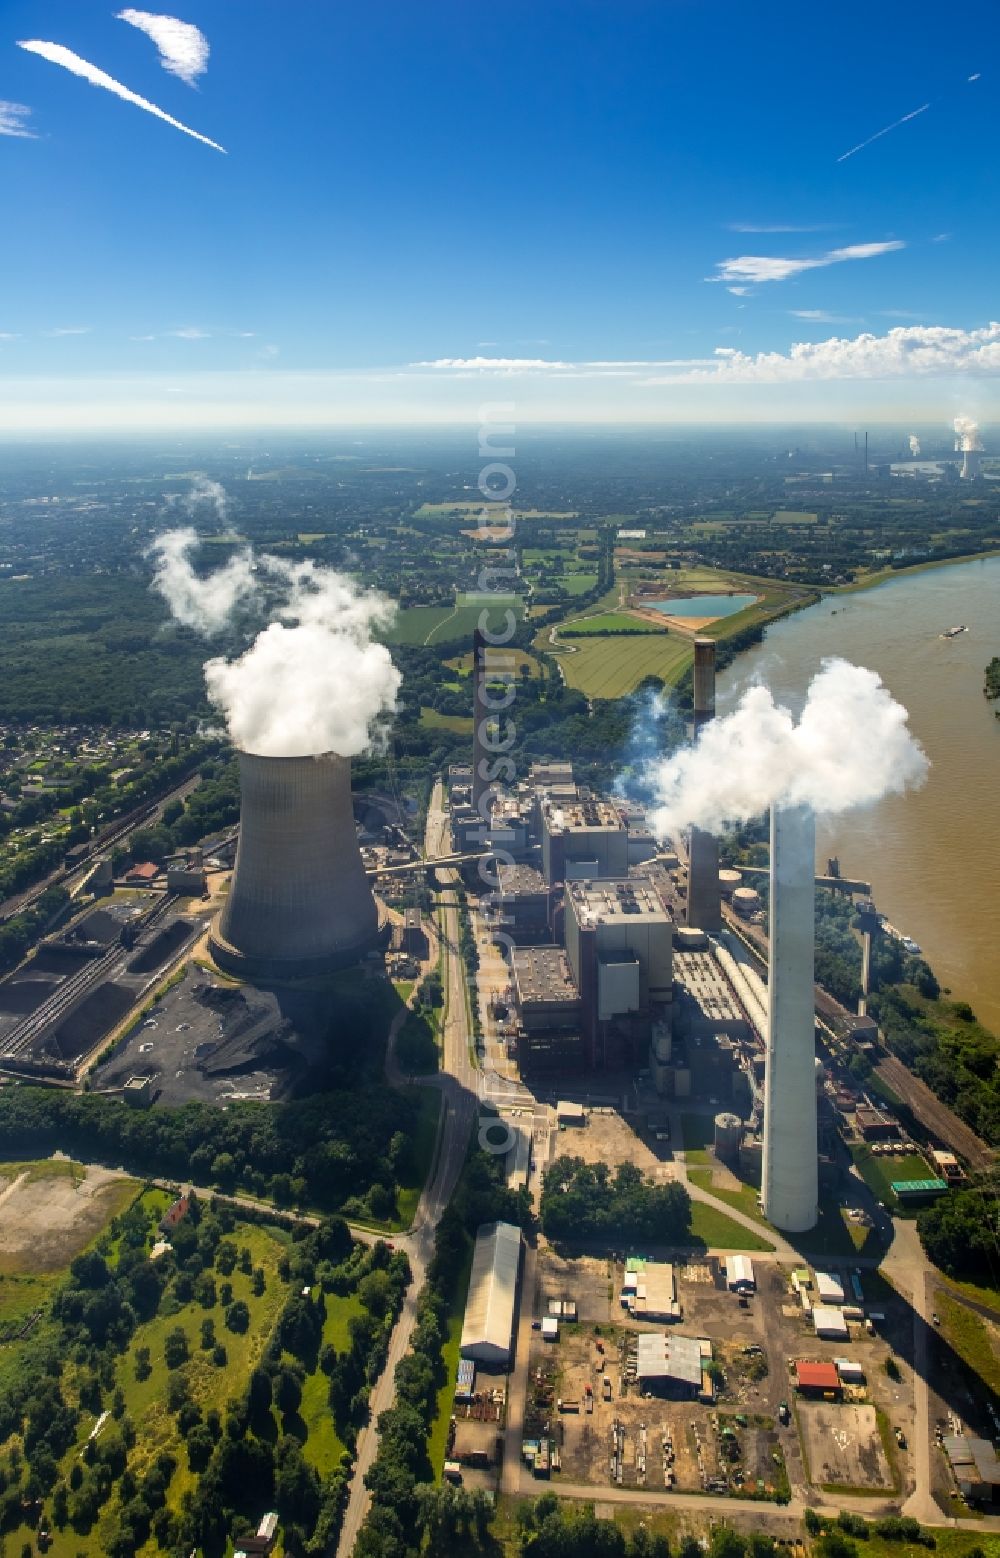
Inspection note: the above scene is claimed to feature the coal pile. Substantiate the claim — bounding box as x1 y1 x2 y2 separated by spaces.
126 918 193 975
42 982 135 1061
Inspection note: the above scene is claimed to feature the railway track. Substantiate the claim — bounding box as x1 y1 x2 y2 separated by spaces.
0 892 178 1061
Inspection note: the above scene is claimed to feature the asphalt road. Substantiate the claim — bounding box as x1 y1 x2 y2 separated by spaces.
336 780 478 1558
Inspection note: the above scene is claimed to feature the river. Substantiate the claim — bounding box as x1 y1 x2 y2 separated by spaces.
717 555 1000 1033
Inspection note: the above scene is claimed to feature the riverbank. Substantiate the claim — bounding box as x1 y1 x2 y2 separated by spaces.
832 543 1000 594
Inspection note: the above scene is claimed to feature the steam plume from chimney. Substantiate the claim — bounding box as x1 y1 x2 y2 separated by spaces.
908 434 921 456
151 530 400 758
644 658 927 838
953 415 982 452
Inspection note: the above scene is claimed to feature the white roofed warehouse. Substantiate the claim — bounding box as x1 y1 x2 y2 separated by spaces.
460 1221 523 1368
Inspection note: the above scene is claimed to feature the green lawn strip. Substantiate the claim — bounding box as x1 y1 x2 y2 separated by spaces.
936 1289 1000 1397
941 1273 1000 1315
296 1290 364 1476
561 610 664 634
426 1245 474 1477
687 1166 769 1226
688 1202 775 1252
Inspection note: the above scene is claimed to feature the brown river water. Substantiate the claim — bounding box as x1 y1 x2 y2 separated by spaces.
717 555 1000 1033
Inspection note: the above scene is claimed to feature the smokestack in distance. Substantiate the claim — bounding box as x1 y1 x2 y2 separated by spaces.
686 637 722 933
472 626 489 822
761 803 818 1233
210 751 385 980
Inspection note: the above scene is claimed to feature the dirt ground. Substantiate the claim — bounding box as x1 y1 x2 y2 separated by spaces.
556 1109 679 1186
0 1164 138 1272
797 1400 893 1489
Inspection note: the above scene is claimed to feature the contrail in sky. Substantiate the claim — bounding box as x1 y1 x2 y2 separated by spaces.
17 39 226 152
837 102 930 162
837 70 981 162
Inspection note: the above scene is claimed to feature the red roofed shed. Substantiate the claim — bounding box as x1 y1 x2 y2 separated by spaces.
795 1361 841 1395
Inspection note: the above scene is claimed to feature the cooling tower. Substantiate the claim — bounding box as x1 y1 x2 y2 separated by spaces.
686 637 722 932
761 804 818 1233
961 448 981 480
210 751 385 980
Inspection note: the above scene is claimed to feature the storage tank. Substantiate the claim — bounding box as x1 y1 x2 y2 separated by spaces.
718 868 743 899
210 750 386 979
731 886 761 918
714 1111 742 1160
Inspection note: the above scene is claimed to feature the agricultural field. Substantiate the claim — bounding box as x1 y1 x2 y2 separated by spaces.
420 708 474 733
444 647 544 679
773 510 819 524
553 632 692 697
561 610 663 635
386 599 525 646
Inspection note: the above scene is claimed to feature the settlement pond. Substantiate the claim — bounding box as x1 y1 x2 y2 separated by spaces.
718 554 1000 1033
646 592 758 618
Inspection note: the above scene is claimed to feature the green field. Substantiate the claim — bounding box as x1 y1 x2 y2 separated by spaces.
558 572 599 594
773 510 819 524
561 610 663 635
387 599 525 647
556 633 692 697
420 707 474 733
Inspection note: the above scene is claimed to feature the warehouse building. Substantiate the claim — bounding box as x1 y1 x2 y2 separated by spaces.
812 1306 850 1340
459 1221 523 1368
814 1272 846 1305
794 1360 842 1397
944 1436 1000 1503
623 1262 680 1322
725 1255 756 1293
636 1333 714 1400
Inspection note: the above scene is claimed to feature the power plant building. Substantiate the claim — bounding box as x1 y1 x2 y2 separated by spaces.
564 878 672 1068
210 751 385 981
541 796 629 887
760 805 819 1233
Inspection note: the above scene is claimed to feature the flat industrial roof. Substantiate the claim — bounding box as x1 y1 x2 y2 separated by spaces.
512 947 579 1005
566 877 668 925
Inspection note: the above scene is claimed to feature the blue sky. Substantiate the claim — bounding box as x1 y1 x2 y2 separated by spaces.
1 0 997 427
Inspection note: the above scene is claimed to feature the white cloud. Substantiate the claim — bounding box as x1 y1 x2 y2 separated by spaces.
130 333 157 341
727 286 751 296
0 101 37 139
17 39 225 153
117 10 209 87
789 310 862 323
709 240 904 286
639 322 1000 384
168 327 210 339
0 333 21 341
44 326 91 337
728 222 834 233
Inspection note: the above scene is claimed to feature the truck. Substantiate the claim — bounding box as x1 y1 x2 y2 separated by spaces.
602 1375 612 1401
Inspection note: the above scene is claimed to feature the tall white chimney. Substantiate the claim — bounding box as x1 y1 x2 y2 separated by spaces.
761 803 818 1233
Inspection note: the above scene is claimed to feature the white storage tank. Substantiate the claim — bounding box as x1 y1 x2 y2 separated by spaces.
718 869 743 899
731 886 761 918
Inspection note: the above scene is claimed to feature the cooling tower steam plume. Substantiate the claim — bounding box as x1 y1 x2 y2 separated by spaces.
644 658 927 838
152 531 401 758
150 527 254 636
954 415 982 451
908 434 921 456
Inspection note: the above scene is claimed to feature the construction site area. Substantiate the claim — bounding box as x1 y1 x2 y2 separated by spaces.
513 1242 914 1504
